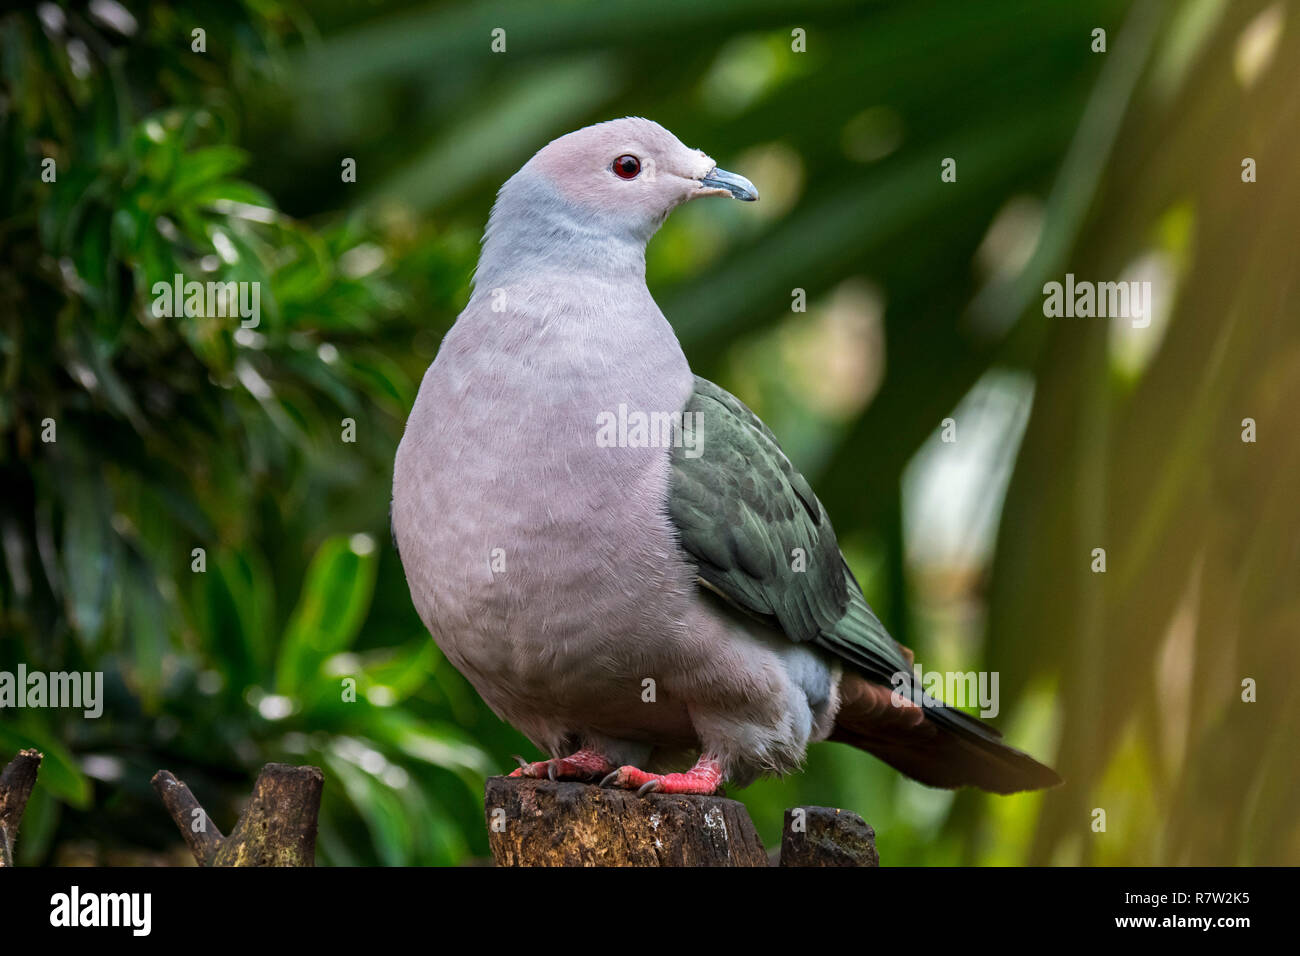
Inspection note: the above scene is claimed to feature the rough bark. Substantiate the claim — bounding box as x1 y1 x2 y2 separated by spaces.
779 805 879 866
151 770 226 866
486 776 769 866
213 764 323 867
0 749 43 867
152 762 323 867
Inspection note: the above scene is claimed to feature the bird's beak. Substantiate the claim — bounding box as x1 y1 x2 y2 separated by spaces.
698 167 759 202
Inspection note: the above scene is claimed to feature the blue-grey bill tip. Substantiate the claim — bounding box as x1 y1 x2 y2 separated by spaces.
700 167 759 201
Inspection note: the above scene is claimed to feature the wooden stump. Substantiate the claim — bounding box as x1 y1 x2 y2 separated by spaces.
779 806 879 867
211 764 323 867
0 749 43 867
485 776 769 866
152 763 323 866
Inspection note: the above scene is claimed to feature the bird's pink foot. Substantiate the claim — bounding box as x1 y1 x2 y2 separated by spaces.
508 748 614 781
600 757 724 796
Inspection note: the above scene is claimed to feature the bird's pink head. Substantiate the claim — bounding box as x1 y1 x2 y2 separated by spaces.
475 118 757 285
532 115 756 218
506 117 755 234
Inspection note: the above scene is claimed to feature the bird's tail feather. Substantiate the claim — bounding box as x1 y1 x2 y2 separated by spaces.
830 672 1062 794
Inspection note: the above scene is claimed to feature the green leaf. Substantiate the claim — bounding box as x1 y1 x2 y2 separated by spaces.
59 469 116 646
165 146 249 205
0 724 93 809
276 535 378 694
322 751 413 866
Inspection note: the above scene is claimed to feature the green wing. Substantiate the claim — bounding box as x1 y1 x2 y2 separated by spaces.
668 377 1064 793
668 376 910 688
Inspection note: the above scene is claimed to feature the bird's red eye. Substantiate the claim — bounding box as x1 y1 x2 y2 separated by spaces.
613 155 641 179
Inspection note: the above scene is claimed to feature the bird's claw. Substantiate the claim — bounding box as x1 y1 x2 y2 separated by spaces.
600 766 665 795
511 750 615 782
599 759 724 795
507 754 530 777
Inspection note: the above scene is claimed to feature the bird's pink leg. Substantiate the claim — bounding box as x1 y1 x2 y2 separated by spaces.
508 748 614 781
600 755 724 796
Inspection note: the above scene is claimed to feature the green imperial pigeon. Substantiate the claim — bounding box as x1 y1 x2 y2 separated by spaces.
392 117 1060 796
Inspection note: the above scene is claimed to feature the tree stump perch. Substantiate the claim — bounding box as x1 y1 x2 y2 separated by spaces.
152 762 323 866
779 806 879 866
485 776 878 866
0 749 43 867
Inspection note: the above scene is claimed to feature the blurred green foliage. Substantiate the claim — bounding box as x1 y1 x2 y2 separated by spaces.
2 0 1297 865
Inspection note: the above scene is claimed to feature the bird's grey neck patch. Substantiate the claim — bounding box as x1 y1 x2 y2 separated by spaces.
473 170 648 293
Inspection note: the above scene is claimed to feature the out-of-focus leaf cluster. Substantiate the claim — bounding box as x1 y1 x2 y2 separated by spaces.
0 2 501 865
